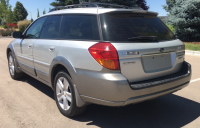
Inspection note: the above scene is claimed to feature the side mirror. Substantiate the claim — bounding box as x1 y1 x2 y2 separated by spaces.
12 32 23 38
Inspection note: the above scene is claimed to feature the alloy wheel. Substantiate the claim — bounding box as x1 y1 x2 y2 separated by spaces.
9 55 15 76
56 77 72 111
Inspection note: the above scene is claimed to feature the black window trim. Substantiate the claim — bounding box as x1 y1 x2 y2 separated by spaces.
23 16 48 39
33 13 102 41
38 15 63 40
58 14 101 41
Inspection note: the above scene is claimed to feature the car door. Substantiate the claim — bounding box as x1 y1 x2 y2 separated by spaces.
33 15 62 81
17 17 47 75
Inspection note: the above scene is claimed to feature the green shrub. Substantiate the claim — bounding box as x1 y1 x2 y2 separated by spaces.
164 0 200 41
0 29 15 36
167 25 175 34
2 25 9 29
1 31 9 36
17 20 31 33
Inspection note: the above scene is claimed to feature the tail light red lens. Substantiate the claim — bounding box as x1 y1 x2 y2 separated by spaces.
88 42 120 70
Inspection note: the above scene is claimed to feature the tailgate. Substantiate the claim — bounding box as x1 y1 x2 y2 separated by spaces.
112 39 185 83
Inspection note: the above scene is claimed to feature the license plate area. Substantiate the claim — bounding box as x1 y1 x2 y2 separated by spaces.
142 53 174 73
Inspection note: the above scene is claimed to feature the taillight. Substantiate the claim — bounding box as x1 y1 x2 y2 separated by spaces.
88 42 120 70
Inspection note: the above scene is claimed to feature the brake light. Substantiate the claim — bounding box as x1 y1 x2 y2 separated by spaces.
89 42 120 70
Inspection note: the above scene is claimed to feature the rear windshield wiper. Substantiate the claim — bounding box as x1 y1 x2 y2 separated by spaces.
128 36 157 41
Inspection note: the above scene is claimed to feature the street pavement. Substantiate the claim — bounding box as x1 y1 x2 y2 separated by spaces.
0 38 200 128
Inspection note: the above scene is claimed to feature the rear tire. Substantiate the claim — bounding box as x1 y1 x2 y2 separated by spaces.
54 70 86 117
8 52 24 80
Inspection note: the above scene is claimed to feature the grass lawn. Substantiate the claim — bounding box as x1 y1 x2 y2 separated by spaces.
184 43 200 51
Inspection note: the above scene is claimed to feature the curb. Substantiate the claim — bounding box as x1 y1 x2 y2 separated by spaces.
185 50 200 56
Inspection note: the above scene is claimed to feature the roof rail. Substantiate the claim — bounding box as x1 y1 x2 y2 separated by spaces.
49 2 142 13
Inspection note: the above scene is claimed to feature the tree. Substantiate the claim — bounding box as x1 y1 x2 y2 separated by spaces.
50 0 79 6
164 0 200 41
37 8 40 18
163 0 176 12
13 1 28 22
43 9 46 15
31 18 34 22
5 5 14 23
50 0 149 10
136 0 149 10
0 0 10 24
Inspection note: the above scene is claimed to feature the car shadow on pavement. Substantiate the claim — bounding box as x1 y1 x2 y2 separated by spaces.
20 75 200 128
20 75 54 99
72 95 200 128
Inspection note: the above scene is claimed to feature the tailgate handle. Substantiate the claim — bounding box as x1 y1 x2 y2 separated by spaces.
49 47 55 51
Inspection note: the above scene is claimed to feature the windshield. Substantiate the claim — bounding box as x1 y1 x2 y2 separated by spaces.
100 13 175 42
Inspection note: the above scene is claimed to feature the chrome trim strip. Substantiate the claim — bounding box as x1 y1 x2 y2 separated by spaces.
34 60 50 68
141 52 174 56
18 61 34 70
17 55 33 62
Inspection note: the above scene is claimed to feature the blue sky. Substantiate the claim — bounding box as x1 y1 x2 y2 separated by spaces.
9 0 168 20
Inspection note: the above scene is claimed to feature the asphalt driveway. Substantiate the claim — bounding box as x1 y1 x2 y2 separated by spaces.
0 38 200 128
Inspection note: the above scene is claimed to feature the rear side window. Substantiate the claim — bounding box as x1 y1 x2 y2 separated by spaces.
100 13 176 42
40 16 62 39
60 15 100 40
25 17 47 39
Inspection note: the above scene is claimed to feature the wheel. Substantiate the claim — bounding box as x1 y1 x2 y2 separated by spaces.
8 52 24 80
54 70 86 117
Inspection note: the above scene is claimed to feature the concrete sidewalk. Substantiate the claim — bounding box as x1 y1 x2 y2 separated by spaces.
185 50 200 56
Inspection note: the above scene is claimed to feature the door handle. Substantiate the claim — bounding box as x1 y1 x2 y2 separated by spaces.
28 45 32 49
49 47 55 51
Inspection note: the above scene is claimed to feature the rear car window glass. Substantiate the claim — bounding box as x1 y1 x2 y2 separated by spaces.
60 15 100 40
100 13 176 42
25 17 47 39
40 16 62 39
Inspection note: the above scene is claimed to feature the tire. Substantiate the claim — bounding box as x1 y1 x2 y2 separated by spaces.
8 52 24 80
54 70 87 117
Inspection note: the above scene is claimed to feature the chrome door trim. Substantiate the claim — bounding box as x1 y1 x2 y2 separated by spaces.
17 55 33 62
141 51 175 57
34 60 50 68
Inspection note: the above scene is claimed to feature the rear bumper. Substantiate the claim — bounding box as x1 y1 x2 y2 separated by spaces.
123 81 189 106
78 61 191 107
130 61 191 90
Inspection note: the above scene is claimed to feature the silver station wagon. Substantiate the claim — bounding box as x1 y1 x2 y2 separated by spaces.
7 3 191 117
